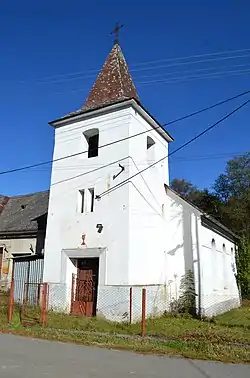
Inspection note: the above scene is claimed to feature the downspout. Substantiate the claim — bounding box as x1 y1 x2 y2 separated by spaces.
195 217 202 318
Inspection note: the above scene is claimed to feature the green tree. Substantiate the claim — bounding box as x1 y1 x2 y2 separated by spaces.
214 152 250 298
170 179 224 222
179 270 197 315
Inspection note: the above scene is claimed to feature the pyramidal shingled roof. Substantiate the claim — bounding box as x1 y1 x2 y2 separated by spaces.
82 43 139 110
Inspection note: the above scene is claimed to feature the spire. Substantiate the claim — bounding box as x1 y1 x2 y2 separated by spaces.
82 43 139 111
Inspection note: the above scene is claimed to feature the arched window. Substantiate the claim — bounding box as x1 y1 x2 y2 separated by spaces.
83 128 99 158
211 238 215 248
222 243 226 253
146 136 155 164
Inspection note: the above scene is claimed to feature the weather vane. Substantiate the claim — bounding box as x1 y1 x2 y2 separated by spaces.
111 22 124 45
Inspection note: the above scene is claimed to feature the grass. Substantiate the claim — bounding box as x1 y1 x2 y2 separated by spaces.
0 292 250 363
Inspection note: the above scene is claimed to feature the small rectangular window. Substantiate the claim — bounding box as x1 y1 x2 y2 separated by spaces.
79 190 85 213
89 188 95 212
78 188 95 213
88 134 99 158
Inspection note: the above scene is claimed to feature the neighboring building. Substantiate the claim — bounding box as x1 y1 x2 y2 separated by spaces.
42 41 240 319
0 191 49 290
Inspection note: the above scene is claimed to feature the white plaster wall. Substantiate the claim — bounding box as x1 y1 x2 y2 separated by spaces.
127 111 170 286
44 107 135 285
198 224 240 316
0 238 36 288
164 189 240 316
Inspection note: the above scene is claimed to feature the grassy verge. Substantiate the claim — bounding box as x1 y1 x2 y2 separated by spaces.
0 293 250 363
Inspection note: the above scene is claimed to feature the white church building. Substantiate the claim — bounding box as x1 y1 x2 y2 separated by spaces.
43 42 240 320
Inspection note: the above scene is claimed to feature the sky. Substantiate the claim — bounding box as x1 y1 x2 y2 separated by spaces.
0 0 250 196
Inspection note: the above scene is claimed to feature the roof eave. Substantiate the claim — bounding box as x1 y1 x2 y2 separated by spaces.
165 185 238 242
49 98 174 143
0 229 37 238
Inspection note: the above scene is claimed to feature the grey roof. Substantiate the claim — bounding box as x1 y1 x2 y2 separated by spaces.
0 190 49 234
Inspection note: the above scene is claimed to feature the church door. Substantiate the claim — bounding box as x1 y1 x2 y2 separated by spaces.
72 258 99 316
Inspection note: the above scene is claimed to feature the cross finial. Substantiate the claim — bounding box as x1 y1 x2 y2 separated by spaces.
111 22 124 45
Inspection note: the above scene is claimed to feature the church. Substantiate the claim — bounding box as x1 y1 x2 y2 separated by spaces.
42 40 240 319
1 40 240 320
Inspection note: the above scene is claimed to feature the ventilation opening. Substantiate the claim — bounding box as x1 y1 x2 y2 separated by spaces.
146 136 155 164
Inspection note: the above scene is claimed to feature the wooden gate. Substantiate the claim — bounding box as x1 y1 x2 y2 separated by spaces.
71 258 99 316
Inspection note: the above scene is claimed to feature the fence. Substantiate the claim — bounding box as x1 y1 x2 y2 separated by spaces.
6 278 241 336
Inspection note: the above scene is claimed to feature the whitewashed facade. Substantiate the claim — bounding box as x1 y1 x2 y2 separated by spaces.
43 43 240 320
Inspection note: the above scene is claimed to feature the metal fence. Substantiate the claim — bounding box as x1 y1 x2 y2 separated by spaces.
7 278 242 336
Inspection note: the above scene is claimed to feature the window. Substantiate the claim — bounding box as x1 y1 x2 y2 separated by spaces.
146 136 155 164
79 190 85 213
78 188 95 213
83 129 99 158
89 188 95 212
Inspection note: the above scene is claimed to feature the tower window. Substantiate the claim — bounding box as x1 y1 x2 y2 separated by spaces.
83 128 99 158
78 188 95 213
146 136 155 164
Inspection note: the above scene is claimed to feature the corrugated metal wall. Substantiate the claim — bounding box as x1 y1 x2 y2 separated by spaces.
13 256 44 304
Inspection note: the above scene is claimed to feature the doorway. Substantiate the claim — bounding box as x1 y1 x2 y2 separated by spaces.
72 258 99 316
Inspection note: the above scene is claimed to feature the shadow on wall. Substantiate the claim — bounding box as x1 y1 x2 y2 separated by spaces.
166 244 184 257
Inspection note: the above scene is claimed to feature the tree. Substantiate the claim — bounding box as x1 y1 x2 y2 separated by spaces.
214 152 250 235
170 178 197 199
214 152 250 298
170 179 224 222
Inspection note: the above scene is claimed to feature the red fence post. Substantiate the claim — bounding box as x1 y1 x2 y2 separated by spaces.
141 288 146 337
8 270 15 324
41 283 48 327
129 287 132 324
70 273 75 314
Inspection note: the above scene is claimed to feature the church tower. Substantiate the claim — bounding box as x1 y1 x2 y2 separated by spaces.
43 39 173 307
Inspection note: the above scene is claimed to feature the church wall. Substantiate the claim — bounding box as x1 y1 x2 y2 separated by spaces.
127 110 170 286
43 107 136 286
165 188 240 316
198 223 240 316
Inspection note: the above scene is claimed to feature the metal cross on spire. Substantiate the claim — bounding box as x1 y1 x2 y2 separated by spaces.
111 22 124 45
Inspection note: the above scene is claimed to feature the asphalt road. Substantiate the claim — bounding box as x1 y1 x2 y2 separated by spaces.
0 334 249 377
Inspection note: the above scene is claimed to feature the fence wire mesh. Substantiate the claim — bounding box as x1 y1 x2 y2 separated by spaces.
6 279 242 335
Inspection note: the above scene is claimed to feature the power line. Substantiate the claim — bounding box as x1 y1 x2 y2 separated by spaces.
22 150 248 172
138 68 250 87
38 62 250 89
24 48 250 84
52 69 250 97
96 99 250 199
33 54 250 87
0 89 249 177
135 63 250 81
51 89 250 138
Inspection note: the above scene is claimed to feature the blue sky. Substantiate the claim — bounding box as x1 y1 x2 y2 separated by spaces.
0 0 249 196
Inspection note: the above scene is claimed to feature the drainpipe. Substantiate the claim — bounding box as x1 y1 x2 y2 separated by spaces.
195 217 202 318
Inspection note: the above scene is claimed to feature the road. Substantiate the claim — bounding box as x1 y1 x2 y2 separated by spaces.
0 334 249 377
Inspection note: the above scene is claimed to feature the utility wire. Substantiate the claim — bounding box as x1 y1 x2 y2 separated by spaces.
28 48 250 83
0 89 249 177
96 99 250 199
44 88 250 139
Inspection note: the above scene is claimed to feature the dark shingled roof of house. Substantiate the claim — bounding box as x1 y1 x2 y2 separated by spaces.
0 190 49 234
51 43 139 122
